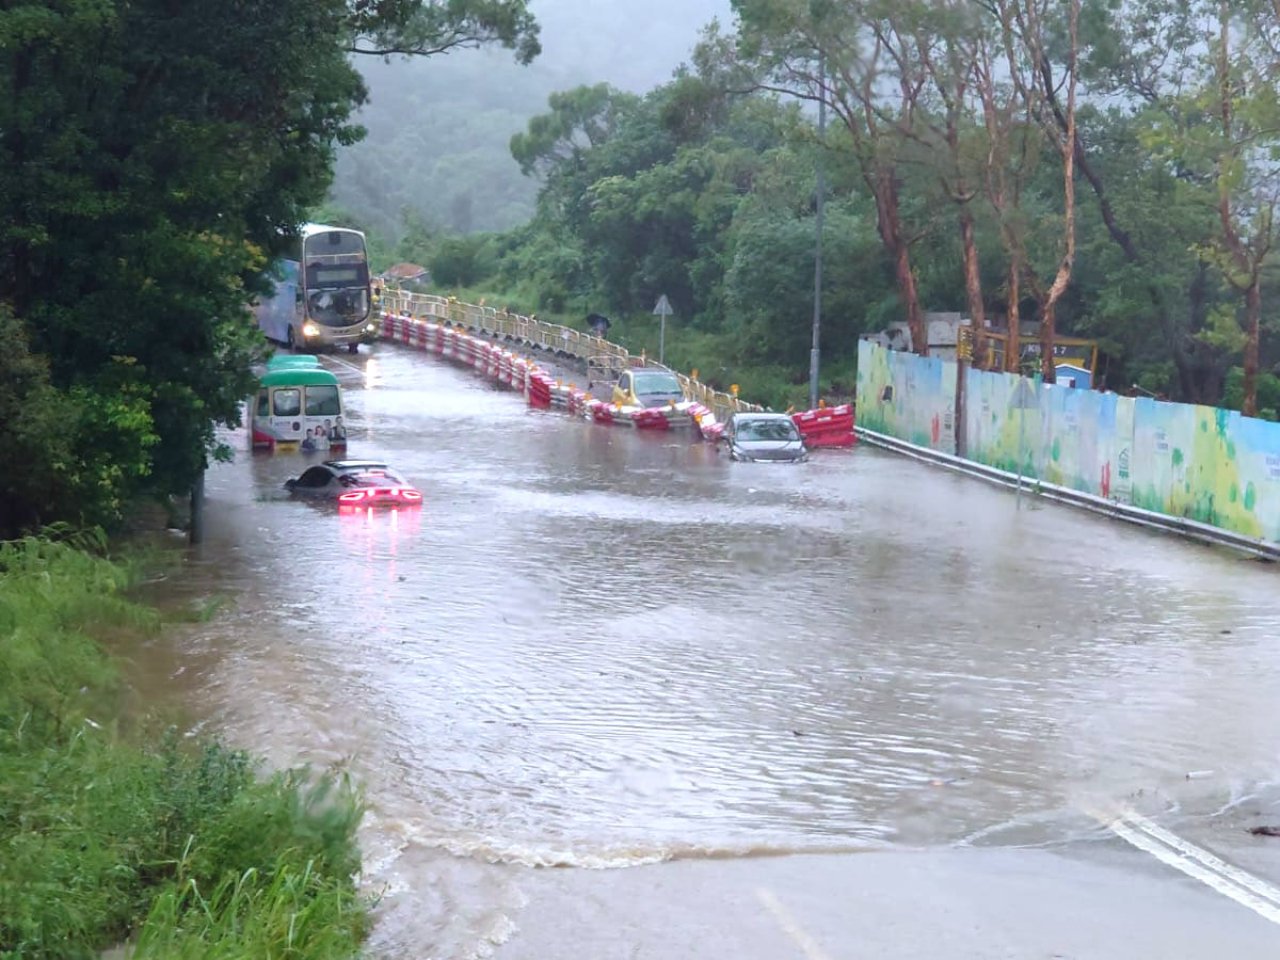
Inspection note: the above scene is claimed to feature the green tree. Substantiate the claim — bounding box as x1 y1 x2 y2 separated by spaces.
0 305 78 533
1086 0 1280 412
430 235 498 287
0 0 542 535
345 0 540 61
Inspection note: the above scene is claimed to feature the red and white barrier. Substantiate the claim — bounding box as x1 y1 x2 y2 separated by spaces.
377 311 855 449
792 403 856 447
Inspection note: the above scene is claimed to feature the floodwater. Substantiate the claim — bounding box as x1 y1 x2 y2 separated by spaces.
130 343 1280 956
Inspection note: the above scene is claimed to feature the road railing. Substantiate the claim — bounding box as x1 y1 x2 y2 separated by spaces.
379 289 761 420
856 425 1280 561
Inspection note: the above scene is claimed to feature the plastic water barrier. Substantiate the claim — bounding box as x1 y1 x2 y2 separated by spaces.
377 310 855 446
793 404 856 447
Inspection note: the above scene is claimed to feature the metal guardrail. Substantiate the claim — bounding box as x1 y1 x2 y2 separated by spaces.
380 290 761 422
856 426 1280 561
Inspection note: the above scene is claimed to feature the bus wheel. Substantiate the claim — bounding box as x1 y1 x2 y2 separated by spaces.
286 326 296 349
347 343 359 354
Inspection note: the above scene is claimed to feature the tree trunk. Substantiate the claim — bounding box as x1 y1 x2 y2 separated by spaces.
959 208 987 368
1006 263 1021 373
8 48 32 318
1040 300 1058 382
1243 279 1261 417
873 171 927 356
1037 0 1080 385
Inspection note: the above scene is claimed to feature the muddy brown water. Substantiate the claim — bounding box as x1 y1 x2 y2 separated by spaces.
127 343 1280 955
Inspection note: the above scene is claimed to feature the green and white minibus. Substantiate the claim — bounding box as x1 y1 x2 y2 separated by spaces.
250 357 347 451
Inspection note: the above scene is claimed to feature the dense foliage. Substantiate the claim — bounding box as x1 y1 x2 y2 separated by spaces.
327 0 733 239
0 535 366 956
0 0 537 537
383 1 1280 415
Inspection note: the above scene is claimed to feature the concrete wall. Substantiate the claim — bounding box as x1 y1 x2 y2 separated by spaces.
856 340 1280 545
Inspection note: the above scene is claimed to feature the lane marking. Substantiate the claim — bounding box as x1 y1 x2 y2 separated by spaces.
322 354 366 378
755 887 833 960
1121 809 1280 909
1088 807 1280 926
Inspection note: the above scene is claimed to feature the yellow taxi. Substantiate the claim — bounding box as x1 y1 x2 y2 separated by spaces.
611 368 687 408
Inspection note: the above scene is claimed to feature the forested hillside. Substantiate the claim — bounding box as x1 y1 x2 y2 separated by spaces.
363 0 1280 416
329 0 731 239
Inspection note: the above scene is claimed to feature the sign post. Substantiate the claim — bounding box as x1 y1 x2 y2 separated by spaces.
1008 376 1039 510
653 294 672 365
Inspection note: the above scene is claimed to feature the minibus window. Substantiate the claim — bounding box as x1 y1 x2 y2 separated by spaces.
272 389 301 417
305 385 340 416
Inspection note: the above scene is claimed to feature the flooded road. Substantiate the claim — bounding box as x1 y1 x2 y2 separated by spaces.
135 343 1280 956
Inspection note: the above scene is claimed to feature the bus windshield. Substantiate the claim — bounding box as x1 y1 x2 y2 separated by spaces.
302 230 370 326
304 230 365 258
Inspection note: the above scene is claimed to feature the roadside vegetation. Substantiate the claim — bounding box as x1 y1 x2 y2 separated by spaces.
0 532 367 957
1 3 552 954
0 0 540 540
352 0 1280 418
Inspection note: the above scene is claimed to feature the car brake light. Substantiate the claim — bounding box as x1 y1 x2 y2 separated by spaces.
338 490 367 502
400 490 422 500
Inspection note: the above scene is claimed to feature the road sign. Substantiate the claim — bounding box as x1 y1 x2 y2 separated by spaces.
653 294 672 364
1008 376 1038 510
1009 376 1039 410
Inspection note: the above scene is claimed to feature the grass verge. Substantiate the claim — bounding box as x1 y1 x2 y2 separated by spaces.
0 532 367 958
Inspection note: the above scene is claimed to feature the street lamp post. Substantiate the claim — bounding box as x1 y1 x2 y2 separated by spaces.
809 54 826 411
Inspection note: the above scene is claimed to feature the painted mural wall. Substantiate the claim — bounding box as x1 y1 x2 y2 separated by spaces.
854 338 957 454
856 340 1280 545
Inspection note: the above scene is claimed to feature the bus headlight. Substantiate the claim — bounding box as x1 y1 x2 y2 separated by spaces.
365 323 376 332
302 323 320 337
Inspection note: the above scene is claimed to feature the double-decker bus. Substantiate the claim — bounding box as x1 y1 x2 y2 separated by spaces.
252 223 376 353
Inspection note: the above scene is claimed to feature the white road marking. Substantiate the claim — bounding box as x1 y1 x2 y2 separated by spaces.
755 887 833 960
322 354 365 378
1121 809 1280 909
1088 806 1280 926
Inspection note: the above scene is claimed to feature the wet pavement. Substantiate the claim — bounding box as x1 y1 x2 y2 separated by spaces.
128 342 1280 957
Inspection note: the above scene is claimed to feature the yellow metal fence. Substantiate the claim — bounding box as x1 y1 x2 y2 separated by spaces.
381 290 761 421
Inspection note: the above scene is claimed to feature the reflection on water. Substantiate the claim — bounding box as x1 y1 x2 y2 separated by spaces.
136 345 1280 953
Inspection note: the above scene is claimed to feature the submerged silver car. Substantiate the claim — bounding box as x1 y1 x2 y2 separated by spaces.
722 413 808 462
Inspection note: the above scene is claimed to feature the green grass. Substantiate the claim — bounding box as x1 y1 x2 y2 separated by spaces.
0 534 368 959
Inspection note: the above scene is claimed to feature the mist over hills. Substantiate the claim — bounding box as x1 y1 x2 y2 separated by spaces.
329 0 732 241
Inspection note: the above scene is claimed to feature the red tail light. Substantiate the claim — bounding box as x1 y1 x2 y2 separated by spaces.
338 490 368 503
400 489 422 501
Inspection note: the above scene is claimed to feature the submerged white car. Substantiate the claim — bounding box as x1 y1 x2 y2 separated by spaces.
284 460 423 505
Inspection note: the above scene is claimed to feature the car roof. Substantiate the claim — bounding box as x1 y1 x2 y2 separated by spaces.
323 460 390 471
260 368 340 388
266 355 321 370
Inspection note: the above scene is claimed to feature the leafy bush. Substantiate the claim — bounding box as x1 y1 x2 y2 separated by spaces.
0 538 367 957
1223 367 1280 420
430 235 500 287
0 308 83 536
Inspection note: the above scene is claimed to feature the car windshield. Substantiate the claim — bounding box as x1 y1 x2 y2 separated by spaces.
736 419 800 442
343 469 407 487
632 372 682 396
